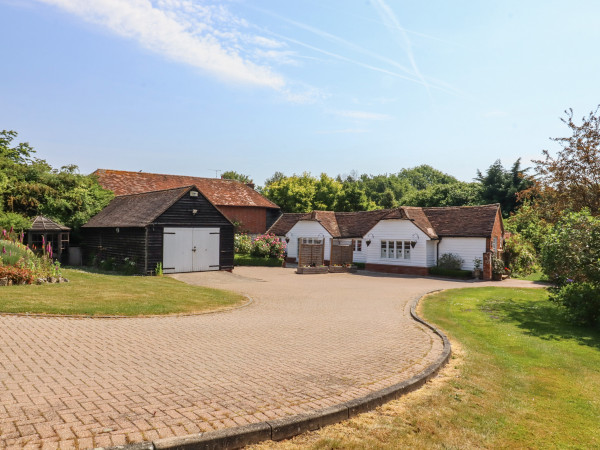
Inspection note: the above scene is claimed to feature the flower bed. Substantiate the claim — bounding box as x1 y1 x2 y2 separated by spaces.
296 266 328 274
329 265 357 273
0 228 64 285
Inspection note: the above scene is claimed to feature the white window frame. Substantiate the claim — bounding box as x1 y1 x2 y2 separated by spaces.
301 237 322 245
380 240 411 260
354 239 362 252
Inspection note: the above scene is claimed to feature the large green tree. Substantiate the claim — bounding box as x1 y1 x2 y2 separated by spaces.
475 158 532 217
0 130 113 230
221 170 253 184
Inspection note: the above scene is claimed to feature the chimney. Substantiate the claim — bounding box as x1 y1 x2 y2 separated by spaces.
246 182 255 190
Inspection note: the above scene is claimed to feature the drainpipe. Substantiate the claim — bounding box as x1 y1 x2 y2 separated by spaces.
436 237 443 266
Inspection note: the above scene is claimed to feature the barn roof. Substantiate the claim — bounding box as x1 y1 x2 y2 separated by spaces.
267 204 501 239
29 215 70 231
82 186 192 228
93 169 279 209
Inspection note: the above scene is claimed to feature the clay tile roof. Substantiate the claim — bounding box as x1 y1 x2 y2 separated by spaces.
422 204 500 237
334 209 393 238
386 207 438 239
312 211 340 237
29 215 70 231
82 186 191 228
93 169 279 209
267 213 309 235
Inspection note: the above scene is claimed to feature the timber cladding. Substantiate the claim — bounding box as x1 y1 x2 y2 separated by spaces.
330 243 353 266
82 186 234 274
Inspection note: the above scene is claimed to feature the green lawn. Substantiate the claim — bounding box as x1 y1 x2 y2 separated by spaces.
0 268 245 316
512 270 549 282
253 287 600 449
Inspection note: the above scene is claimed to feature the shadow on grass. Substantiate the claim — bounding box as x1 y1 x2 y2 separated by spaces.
487 296 600 350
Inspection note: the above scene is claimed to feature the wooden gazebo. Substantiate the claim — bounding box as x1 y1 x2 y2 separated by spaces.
26 216 70 261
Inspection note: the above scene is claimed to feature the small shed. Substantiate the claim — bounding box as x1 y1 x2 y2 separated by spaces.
26 215 70 262
81 185 234 274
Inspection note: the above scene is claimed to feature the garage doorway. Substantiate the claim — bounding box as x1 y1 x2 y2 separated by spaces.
163 227 220 273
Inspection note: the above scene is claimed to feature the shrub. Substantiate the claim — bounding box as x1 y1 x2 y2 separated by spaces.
504 233 538 276
541 210 600 286
492 255 508 275
234 254 283 267
120 257 138 275
250 234 286 259
429 267 472 278
0 239 34 266
550 282 600 327
354 262 366 270
0 265 36 284
437 253 464 270
234 233 252 254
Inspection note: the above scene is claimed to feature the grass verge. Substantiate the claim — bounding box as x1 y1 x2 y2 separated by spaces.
250 287 600 449
234 254 283 267
0 268 245 316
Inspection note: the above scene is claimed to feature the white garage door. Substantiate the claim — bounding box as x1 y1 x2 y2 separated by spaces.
163 227 220 273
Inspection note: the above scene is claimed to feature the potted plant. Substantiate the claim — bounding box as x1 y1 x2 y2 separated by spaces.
472 258 482 279
492 256 506 281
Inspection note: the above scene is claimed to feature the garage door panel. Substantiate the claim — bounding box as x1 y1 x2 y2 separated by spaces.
164 227 220 273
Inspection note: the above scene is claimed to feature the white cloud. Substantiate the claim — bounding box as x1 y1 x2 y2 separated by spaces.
35 0 286 88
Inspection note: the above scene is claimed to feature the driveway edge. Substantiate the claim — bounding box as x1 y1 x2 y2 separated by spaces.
98 290 451 450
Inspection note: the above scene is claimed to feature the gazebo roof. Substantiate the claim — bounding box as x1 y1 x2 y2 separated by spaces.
29 215 71 232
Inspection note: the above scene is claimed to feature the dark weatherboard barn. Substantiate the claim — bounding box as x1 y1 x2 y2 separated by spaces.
82 186 234 274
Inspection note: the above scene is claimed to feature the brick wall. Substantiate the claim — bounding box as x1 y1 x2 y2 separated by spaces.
365 263 429 276
217 206 267 234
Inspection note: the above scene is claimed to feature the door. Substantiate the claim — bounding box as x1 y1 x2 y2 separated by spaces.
163 227 220 273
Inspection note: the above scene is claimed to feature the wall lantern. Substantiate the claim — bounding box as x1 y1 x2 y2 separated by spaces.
115 227 120 233
411 233 420 248
285 236 290 243
192 209 198 215
365 233 374 247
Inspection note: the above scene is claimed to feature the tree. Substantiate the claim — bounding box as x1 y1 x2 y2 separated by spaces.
262 172 316 212
475 159 532 217
313 173 342 210
335 182 376 212
0 130 114 230
403 182 482 207
221 170 253 184
534 107 600 216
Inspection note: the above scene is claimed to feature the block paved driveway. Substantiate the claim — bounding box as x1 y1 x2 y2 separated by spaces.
0 267 541 449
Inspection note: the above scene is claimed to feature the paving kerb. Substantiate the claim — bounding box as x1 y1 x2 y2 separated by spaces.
98 288 452 450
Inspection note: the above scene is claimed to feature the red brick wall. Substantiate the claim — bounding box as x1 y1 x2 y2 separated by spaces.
365 263 429 276
486 209 505 254
217 206 267 234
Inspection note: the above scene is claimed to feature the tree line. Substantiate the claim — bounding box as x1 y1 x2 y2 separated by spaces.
224 159 532 218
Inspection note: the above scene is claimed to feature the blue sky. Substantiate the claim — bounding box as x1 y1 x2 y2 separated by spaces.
1 0 599 185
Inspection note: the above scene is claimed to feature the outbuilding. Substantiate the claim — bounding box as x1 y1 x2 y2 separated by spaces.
82 185 234 274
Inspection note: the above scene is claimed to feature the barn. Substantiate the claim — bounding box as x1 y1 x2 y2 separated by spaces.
93 169 280 234
82 185 234 274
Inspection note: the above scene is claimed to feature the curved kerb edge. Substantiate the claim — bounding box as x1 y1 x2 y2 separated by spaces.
99 290 452 450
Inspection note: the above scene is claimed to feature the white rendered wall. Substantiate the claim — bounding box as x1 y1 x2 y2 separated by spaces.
438 237 486 270
353 247 367 263
286 221 332 261
426 240 437 267
364 220 430 267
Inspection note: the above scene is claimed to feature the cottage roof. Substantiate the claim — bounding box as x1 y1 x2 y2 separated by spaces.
29 215 70 231
267 204 501 239
93 169 279 209
422 204 501 237
82 186 192 228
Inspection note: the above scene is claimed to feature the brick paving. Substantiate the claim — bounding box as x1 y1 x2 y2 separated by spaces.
0 268 541 448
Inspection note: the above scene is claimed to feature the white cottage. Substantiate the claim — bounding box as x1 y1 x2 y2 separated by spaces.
267 204 504 278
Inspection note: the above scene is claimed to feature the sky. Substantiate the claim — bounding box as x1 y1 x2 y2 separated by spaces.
1 0 600 186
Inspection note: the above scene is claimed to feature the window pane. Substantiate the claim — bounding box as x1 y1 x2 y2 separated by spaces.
381 241 387 258
356 240 362 251
395 241 402 259
404 241 411 259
